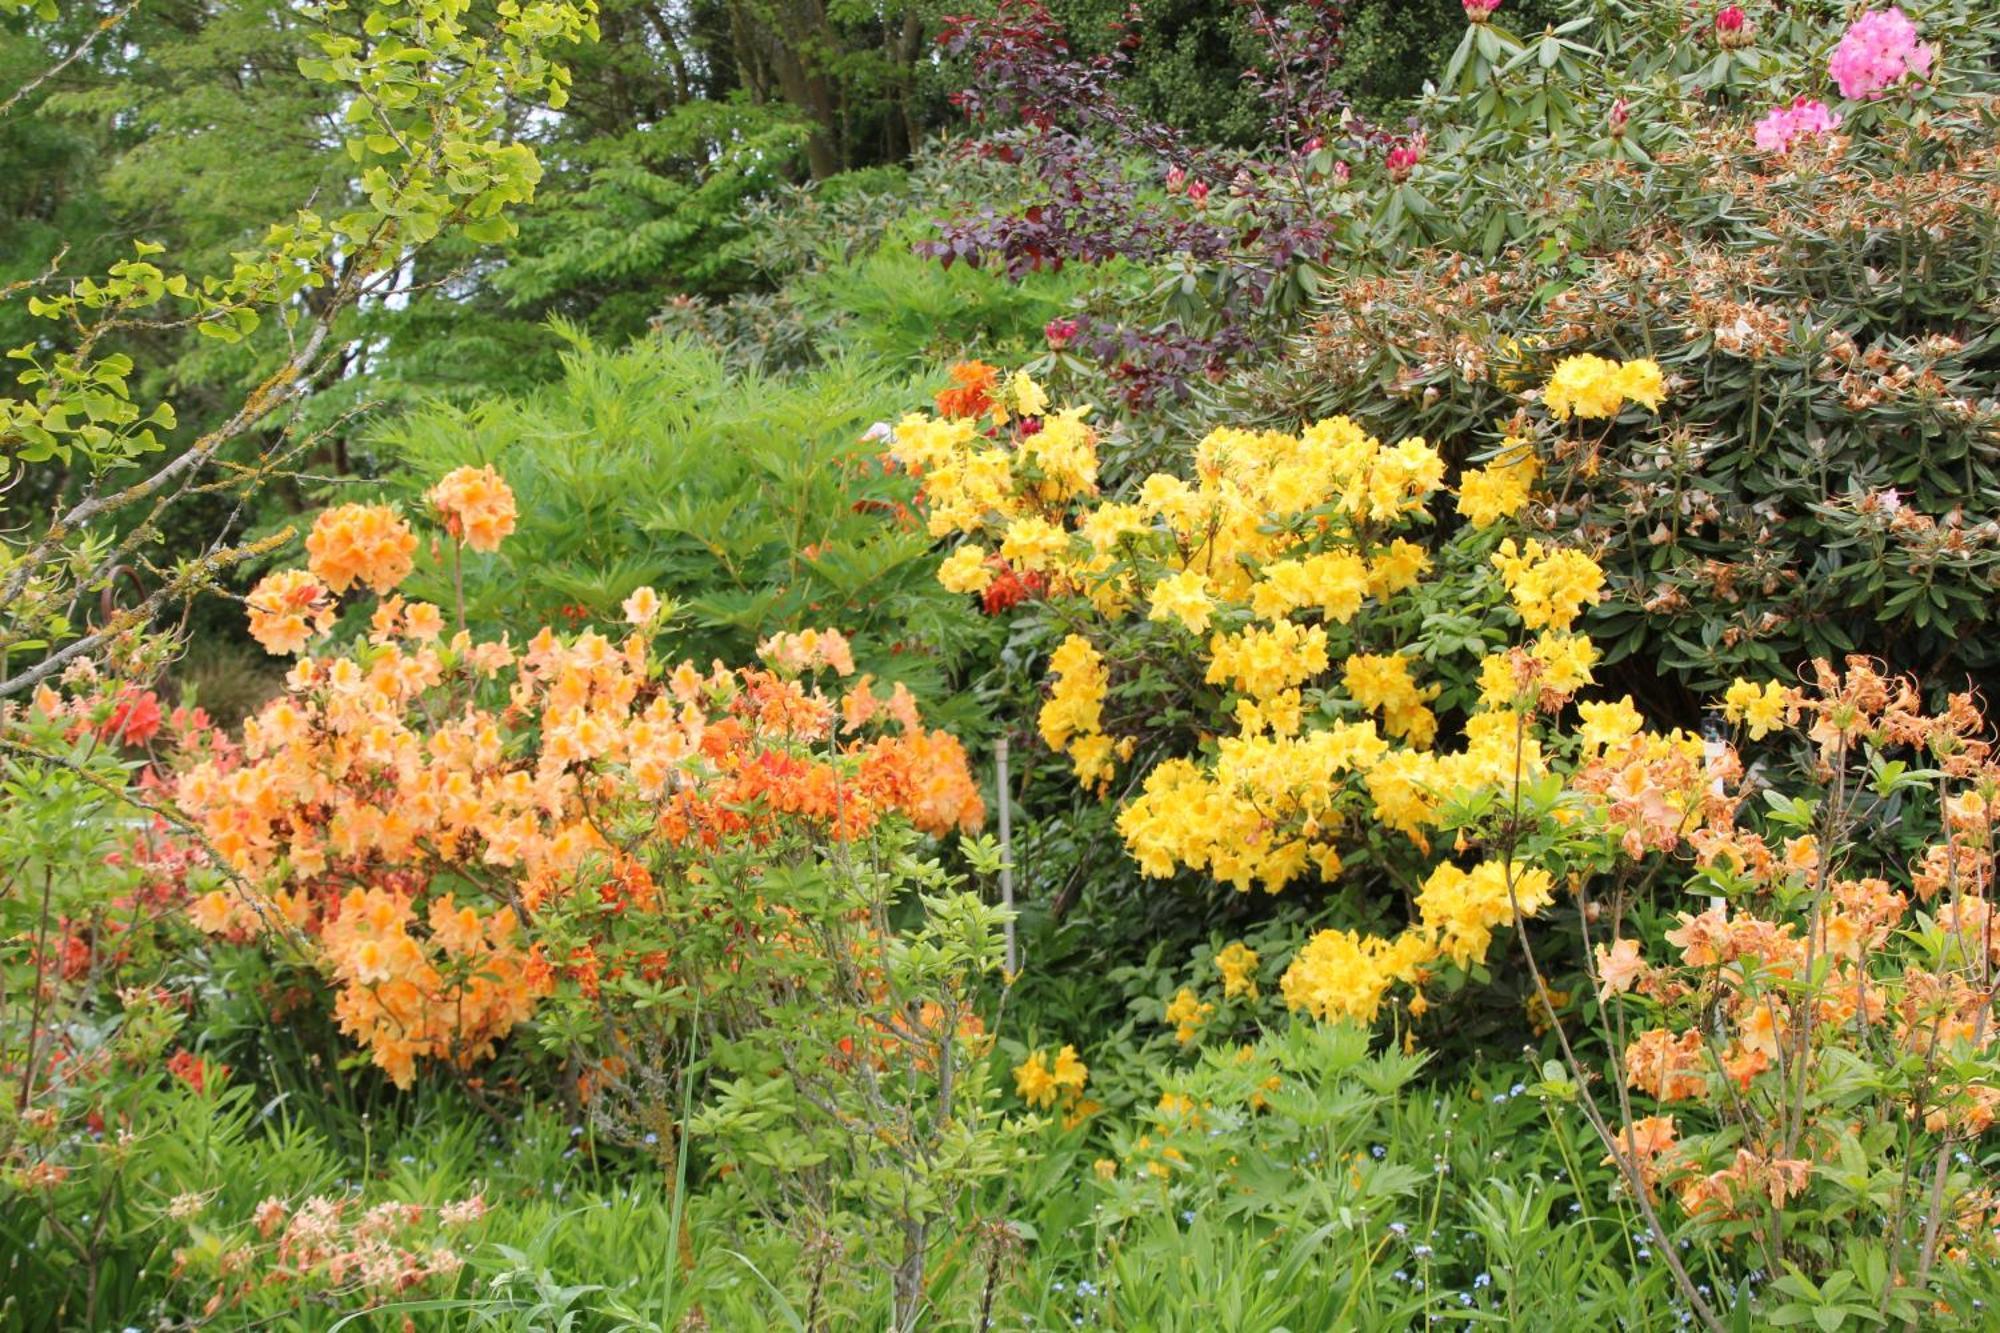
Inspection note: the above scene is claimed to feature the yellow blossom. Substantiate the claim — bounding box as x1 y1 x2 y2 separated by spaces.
1149 569 1216 634
1722 679 1792 740
1164 987 1214 1043
1216 941 1260 999
938 545 996 595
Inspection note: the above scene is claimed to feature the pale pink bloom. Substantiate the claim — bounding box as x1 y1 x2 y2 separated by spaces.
1752 97 1841 153
1829 7 1935 100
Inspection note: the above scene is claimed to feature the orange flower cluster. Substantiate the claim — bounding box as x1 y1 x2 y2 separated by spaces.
934 359 1000 419
177 486 983 1087
425 465 518 553
304 503 418 595
319 888 546 1088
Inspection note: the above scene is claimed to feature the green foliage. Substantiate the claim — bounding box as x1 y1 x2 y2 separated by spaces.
0 0 596 696
367 329 996 726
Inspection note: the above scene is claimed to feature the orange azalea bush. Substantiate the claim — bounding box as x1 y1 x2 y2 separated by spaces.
177 477 985 1090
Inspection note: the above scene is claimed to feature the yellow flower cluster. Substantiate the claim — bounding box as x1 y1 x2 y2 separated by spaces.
1013 1043 1096 1128
1455 437 1540 528
1039 634 1115 786
937 544 995 595
1278 860 1558 1025
1542 354 1667 422
1215 941 1259 999
1416 862 1556 969
1280 928 1435 1026
1205 621 1329 701
1492 539 1606 632
1342 652 1439 746
1164 987 1214 1043
889 373 1100 540
1722 678 1794 740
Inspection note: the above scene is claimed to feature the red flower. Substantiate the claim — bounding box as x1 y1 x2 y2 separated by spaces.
166 1048 226 1093
98 689 162 747
980 559 1045 615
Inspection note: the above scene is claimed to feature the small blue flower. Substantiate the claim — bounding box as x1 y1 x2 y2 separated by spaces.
1371 1144 1386 1159
1052 1280 1066 1293
1413 1244 1433 1259
1474 1272 1491 1289
1459 1292 1474 1307
643 1132 658 1145
1389 1222 1407 1237
1181 1210 1195 1225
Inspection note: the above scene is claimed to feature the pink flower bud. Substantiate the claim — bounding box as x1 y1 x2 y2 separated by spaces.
1463 0 1501 21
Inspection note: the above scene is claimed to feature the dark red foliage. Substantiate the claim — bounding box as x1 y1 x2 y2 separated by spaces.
923 0 1398 406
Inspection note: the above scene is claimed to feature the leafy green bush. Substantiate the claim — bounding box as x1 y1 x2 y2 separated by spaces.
368 329 996 727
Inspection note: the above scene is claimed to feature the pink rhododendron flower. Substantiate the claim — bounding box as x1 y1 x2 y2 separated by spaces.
1463 0 1501 21
1752 97 1841 153
1828 7 1935 100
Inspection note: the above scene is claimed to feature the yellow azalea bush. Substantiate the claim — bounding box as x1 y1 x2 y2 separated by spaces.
893 360 1670 1028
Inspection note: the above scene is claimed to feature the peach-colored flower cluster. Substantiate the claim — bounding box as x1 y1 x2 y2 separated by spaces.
425 464 518 552
173 1191 486 1319
1599 660 2000 1250
245 568 338 656
319 889 545 1087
